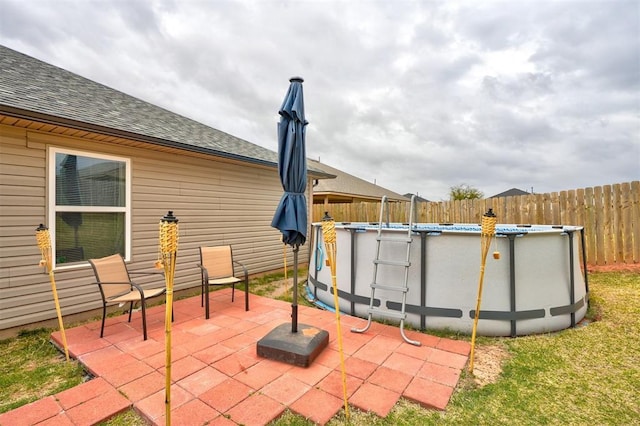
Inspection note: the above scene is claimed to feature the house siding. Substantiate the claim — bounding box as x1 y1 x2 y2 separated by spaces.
0 123 310 331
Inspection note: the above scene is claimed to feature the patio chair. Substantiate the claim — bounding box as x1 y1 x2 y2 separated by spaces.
197 245 249 319
88 253 167 340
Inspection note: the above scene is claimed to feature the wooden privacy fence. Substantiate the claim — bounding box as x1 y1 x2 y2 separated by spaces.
312 181 640 266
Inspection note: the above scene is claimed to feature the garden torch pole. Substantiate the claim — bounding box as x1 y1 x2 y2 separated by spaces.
35 224 69 362
159 211 178 426
469 209 497 373
321 212 350 419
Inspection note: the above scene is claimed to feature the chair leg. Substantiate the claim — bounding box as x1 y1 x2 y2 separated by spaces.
245 278 249 311
231 284 235 302
201 280 205 307
205 283 210 320
141 299 148 341
128 302 134 323
100 304 107 337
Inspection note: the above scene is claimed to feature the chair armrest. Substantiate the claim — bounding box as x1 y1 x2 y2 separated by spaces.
196 263 209 282
129 281 146 299
233 259 250 310
233 260 248 283
94 281 135 286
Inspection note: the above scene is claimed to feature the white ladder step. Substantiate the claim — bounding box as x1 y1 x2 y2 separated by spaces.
374 259 410 267
377 236 413 243
371 283 408 292
368 308 406 320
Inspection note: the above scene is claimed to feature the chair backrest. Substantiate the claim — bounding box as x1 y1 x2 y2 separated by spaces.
200 246 234 279
89 254 133 299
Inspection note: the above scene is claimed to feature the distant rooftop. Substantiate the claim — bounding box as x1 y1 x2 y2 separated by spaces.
310 160 409 204
404 193 430 202
491 188 531 198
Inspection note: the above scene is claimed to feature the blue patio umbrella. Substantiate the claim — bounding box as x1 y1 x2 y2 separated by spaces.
258 77 329 366
271 77 308 246
271 77 308 332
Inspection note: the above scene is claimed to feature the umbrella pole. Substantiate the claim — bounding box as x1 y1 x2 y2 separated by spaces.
291 245 299 333
36 225 69 362
283 238 288 281
469 209 497 373
159 212 179 426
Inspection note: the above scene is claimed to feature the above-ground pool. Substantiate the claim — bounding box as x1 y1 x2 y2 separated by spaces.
307 222 588 337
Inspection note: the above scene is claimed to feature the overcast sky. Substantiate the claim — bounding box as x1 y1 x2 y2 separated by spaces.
1 0 638 199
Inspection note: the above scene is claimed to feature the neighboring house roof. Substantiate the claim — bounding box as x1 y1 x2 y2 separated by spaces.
404 193 430 203
0 45 331 178
491 188 531 198
310 159 409 203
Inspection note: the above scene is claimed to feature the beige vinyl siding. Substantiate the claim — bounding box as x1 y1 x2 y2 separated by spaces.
1 124 310 331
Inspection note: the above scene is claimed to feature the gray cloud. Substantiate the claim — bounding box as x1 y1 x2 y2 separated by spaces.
0 0 637 199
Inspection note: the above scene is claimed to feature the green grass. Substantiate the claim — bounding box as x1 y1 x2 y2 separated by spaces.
0 328 86 413
2 271 638 425
276 271 640 425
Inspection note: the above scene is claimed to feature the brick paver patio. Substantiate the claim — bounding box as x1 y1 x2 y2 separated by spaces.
0 289 470 425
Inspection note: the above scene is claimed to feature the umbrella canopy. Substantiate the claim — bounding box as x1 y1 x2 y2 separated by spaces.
271 77 308 246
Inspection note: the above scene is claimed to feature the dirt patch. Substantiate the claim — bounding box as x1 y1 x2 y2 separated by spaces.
265 277 298 299
471 344 510 387
587 263 640 273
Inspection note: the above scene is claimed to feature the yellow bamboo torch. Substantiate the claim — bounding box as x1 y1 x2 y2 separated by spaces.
469 209 497 373
35 224 70 362
321 212 350 419
159 211 178 426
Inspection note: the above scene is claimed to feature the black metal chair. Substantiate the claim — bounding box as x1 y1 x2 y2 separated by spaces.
88 254 166 340
197 246 249 319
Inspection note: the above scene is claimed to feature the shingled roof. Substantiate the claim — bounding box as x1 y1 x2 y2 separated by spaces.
0 44 329 177
310 159 408 203
490 188 532 198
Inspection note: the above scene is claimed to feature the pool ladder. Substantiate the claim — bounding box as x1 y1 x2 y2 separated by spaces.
352 195 421 346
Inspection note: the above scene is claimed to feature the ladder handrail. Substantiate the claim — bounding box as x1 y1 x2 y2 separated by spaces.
352 194 421 346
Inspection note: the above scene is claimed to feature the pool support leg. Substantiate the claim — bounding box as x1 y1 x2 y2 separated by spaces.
508 234 517 338
349 228 357 315
566 230 576 328
419 231 427 330
580 228 589 305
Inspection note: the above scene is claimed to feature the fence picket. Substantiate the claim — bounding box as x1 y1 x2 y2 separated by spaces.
603 185 613 263
632 181 640 263
620 183 633 263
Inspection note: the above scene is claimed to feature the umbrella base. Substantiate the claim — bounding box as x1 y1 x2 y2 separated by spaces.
257 322 329 367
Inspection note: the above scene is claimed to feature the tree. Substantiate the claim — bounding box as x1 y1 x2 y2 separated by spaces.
450 184 483 200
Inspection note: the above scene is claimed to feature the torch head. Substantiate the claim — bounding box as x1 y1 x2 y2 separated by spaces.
321 212 336 244
35 224 51 250
481 209 497 236
159 211 179 254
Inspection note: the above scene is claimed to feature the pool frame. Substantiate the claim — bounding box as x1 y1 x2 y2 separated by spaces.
307 222 589 337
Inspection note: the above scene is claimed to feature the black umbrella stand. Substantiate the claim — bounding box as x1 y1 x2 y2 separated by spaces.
256 243 329 368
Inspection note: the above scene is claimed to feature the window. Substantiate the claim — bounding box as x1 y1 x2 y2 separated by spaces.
49 147 131 267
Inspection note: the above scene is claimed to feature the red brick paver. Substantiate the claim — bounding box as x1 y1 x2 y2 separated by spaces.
6 289 470 425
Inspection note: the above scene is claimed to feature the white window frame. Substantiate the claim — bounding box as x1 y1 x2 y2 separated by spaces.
48 147 132 269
